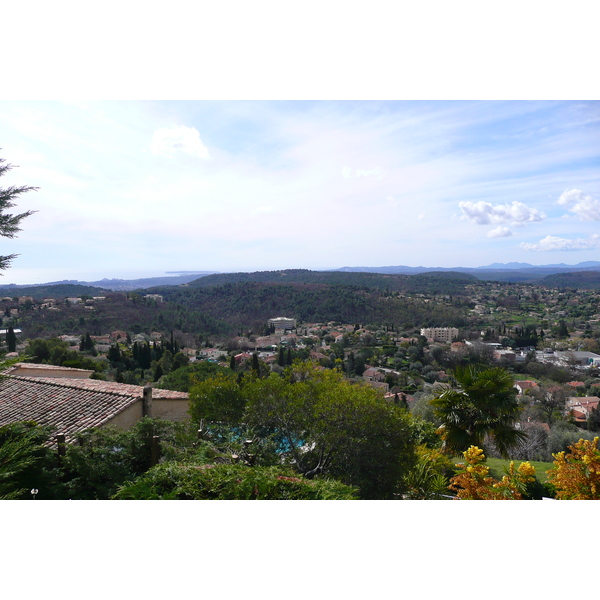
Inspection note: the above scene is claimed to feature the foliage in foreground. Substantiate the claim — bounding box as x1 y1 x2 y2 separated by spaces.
547 437 600 500
431 365 525 457
0 422 56 499
113 463 358 500
404 446 455 499
449 446 537 500
189 363 418 499
58 418 196 499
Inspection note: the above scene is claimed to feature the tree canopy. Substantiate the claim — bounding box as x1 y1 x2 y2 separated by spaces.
431 365 525 457
188 363 418 499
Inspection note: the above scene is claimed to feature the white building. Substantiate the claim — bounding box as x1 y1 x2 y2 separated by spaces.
420 327 459 343
268 317 296 331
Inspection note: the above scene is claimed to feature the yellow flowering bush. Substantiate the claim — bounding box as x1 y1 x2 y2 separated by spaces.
547 437 600 500
449 446 536 500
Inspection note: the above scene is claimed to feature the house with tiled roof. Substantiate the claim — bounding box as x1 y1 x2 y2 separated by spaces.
363 367 386 383
566 396 600 423
0 375 189 445
234 352 252 364
514 380 539 396
5 362 94 379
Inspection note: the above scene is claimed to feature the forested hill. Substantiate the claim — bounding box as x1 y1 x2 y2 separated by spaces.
0 283 110 300
13 280 471 340
183 269 479 294
539 271 600 290
7 270 477 340
147 281 470 334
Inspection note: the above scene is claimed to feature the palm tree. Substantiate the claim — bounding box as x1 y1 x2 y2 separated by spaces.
431 365 525 457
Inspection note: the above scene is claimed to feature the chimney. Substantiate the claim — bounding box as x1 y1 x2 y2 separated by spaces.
142 386 153 418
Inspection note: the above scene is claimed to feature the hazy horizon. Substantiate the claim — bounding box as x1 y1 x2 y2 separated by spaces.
2 258 600 287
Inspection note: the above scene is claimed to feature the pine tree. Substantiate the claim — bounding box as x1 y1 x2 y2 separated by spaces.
0 153 36 272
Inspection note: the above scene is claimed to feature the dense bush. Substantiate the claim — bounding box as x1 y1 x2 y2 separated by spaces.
0 421 59 499
113 463 358 500
546 421 597 456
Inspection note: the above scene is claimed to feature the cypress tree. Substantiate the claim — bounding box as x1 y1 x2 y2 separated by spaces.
107 344 121 364
6 326 16 352
85 332 94 351
400 393 409 409
139 343 152 370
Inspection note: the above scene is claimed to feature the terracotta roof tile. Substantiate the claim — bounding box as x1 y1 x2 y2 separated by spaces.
5 362 93 374
0 376 188 443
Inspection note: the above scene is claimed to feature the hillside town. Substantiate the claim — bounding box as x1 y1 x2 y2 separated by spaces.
1 274 599 483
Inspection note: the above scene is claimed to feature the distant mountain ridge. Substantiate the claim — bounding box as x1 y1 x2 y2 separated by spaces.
330 261 600 282
0 272 219 292
1 262 599 292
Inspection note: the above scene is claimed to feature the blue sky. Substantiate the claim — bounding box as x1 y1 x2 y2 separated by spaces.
1 100 598 284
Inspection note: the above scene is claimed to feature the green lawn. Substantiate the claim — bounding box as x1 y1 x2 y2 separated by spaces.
452 456 555 483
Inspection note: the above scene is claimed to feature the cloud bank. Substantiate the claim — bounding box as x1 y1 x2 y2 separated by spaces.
487 226 513 238
520 234 600 251
459 200 545 225
558 189 600 221
150 125 210 159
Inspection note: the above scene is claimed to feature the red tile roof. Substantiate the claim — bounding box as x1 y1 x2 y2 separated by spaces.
4 362 92 375
515 380 538 389
0 376 187 443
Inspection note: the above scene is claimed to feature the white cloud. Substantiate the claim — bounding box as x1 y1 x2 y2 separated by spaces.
417 213 425 221
557 188 600 221
150 125 210 159
356 167 384 179
520 234 600 251
459 200 545 225
487 226 513 238
341 166 384 180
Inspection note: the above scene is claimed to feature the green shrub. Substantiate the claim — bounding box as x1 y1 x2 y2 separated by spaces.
113 463 358 500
